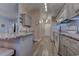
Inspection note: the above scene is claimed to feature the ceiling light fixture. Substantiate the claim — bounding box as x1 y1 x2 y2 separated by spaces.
44 3 47 12
39 20 41 24
39 20 44 24
46 19 48 23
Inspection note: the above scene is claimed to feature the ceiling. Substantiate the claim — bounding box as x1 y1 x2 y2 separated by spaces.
20 3 64 17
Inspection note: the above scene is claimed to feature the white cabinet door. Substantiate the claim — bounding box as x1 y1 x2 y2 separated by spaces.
66 48 74 56
66 4 75 19
66 3 79 19
73 3 79 16
53 32 59 55
60 35 79 56
57 5 67 22
59 35 67 56
55 33 59 55
20 35 33 56
24 15 32 26
59 43 67 56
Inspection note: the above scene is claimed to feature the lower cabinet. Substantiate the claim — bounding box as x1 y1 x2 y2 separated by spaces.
59 36 67 56
66 47 75 56
20 35 33 56
0 34 33 56
53 32 59 55
59 35 79 56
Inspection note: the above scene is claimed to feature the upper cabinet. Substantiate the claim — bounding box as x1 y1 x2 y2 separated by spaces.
57 3 79 22
66 3 79 19
22 14 32 27
73 4 79 16
19 14 32 27
66 3 74 19
18 4 32 27
56 4 67 22
0 3 18 20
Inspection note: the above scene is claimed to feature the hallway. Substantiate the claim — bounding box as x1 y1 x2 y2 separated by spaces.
33 36 55 56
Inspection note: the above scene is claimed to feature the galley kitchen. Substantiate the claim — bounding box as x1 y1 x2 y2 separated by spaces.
0 3 79 56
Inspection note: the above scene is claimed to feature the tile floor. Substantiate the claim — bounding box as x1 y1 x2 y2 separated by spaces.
33 36 56 56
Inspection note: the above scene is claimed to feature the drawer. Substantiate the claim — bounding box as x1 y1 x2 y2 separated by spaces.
67 47 75 56
59 43 67 56
62 36 79 52
67 46 79 56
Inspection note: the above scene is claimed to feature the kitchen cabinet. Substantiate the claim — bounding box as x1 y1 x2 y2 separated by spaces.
53 32 59 55
0 33 33 56
59 34 79 56
19 14 32 27
66 4 74 19
66 47 74 56
23 15 32 27
59 35 67 56
19 4 32 27
57 3 79 22
20 35 33 56
59 43 67 56
0 4 18 20
56 4 67 22
73 3 79 16
66 3 79 19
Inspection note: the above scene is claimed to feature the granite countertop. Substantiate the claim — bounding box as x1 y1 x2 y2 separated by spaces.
60 32 79 40
0 32 32 40
53 30 79 40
